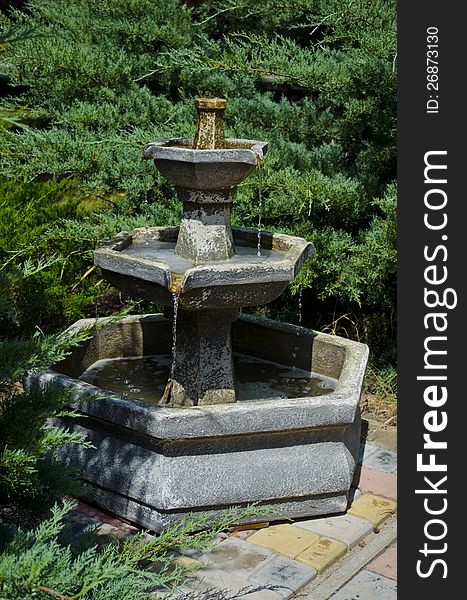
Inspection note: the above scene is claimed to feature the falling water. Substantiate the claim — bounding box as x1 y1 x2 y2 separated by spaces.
257 163 264 257
170 291 179 381
291 288 303 372
161 291 179 405
298 288 303 325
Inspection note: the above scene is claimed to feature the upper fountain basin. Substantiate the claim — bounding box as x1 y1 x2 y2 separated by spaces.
144 138 268 190
94 227 313 310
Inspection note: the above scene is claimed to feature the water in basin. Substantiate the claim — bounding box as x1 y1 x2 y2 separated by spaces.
122 238 288 275
79 354 337 405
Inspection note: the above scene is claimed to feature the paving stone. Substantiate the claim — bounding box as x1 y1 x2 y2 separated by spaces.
358 442 379 465
179 533 227 559
248 524 319 559
229 529 256 540
348 494 396 527
198 537 274 579
330 569 397 599
71 500 137 531
187 567 283 599
365 419 397 452
362 448 397 474
294 513 373 548
367 542 397 580
94 523 135 544
348 487 362 502
172 555 203 569
357 466 397 501
249 555 317 599
295 536 347 573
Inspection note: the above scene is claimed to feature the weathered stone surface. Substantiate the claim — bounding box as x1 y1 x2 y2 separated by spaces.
39 314 367 438
94 223 313 407
143 137 267 190
294 513 373 548
74 486 352 533
193 97 227 150
25 313 367 531
249 555 317 599
167 307 239 406
53 417 357 510
176 194 235 263
94 227 313 308
330 569 397 599
248 525 319 559
94 227 313 406
198 538 274 579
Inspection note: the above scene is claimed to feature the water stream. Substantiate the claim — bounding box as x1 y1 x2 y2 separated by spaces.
161 291 180 406
257 163 264 257
298 288 303 325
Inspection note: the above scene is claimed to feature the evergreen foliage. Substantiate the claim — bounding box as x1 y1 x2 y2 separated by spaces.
0 385 91 525
0 177 105 337
0 242 128 522
0 499 274 599
0 0 397 362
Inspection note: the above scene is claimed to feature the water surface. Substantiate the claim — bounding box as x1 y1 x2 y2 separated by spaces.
122 238 288 275
80 354 337 405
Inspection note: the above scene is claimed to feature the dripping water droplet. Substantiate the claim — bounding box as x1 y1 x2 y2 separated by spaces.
257 163 264 257
298 288 303 325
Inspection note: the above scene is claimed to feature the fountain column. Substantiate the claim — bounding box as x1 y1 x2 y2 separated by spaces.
140 97 266 407
168 307 239 406
174 99 235 264
167 98 240 406
175 188 235 263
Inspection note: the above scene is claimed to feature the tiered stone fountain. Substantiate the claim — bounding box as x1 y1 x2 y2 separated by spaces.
26 99 368 531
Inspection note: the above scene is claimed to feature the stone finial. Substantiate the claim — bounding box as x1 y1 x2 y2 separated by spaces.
193 97 227 150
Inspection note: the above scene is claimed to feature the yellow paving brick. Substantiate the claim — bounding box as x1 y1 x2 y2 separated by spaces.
173 555 203 569
295 536 347 573
348 493 397 527
248 524 320 559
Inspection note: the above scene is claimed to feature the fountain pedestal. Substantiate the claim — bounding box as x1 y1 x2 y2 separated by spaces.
175 189 235 263
168 307 239 406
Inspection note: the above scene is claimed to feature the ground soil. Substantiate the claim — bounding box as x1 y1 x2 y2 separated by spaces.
360 392 397 452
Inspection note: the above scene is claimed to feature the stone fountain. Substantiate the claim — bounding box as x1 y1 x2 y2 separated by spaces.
26 99 368 531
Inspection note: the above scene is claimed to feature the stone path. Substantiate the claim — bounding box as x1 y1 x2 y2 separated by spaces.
66 425 397 599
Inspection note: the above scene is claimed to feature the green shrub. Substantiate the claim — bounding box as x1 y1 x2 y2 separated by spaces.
1 0 397 363
0 177 102 337
0 385 92 524
0 499 273 599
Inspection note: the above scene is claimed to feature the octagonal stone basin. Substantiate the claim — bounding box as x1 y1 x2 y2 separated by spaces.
94 227 313 309
143 138 268 190
25 313 368 532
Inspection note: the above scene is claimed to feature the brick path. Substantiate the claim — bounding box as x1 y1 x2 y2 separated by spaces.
67 427 397 599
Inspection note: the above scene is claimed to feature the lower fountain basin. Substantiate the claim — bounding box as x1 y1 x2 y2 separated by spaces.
25 313 368 531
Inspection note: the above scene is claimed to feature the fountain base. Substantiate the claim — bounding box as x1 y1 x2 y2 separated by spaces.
26 314 368 532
